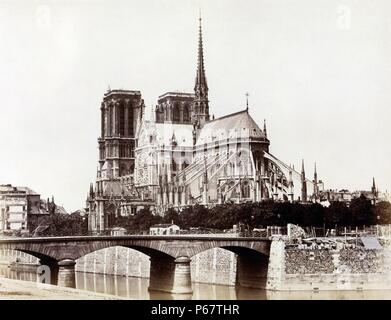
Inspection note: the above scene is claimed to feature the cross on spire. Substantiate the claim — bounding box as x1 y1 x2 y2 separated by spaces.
245 92 249 111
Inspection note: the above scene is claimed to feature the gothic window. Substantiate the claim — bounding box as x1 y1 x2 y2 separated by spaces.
242 181 251 198
109 106 114 136
119 103 125 136
129 140 135 157
183 105 190 123
101 108 105 137
129 104 134 136
173 103 180 122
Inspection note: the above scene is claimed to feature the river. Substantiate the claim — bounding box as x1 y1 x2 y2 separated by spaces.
1 266 391 299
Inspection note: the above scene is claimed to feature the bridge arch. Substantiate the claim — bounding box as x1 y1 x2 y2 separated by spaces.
10 248 59 285
70 240 179 261
189 244 270 290
184 240 270 258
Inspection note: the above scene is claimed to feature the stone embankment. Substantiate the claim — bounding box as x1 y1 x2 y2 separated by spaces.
267 235 391 291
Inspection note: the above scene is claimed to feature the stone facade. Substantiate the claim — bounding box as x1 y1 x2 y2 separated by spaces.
0 184 45 232
86 17 321 232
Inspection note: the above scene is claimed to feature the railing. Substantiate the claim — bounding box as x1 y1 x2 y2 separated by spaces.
331 225 391 238
0 229 270 239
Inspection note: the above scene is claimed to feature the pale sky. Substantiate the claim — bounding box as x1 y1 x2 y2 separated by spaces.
0 0 390 212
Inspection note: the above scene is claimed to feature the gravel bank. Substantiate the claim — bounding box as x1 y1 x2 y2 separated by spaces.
0 276 124 300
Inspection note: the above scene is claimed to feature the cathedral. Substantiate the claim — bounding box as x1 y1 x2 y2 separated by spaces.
87 17 322 232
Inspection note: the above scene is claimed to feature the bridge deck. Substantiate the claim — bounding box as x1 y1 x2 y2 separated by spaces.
0 235 271 243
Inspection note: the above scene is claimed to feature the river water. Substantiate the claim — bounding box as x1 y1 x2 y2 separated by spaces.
1 266 391 299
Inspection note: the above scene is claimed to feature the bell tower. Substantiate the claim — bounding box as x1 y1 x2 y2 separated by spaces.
97 89 144 181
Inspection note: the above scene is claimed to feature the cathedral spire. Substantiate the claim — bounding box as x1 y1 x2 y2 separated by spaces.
314 162 317 182
193 12 209 127
195 13 208 93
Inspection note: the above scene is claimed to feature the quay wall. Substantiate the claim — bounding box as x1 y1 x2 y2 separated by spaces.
0 249 39 265
267 237 391 291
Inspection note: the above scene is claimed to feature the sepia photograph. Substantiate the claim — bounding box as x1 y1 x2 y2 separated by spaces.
1 0 391 306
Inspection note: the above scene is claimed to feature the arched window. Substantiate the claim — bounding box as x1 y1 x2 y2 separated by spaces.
128 105 134 136
119 103 125 136
109 106 114 136
242 181 251 198
183 105 190 123
173 103 180 122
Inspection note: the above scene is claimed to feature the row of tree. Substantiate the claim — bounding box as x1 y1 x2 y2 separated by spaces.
113 195 391 232
28 211 88 236
27 195 391 236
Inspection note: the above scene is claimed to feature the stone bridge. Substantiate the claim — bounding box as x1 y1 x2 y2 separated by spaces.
0 235 272 294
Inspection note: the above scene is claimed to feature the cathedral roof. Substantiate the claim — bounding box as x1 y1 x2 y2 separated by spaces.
154 123 194 148
158 92 195 101
196 109 266 145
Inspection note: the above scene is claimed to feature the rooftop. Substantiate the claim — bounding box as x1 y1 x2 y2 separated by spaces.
104 89 141 98
150 223 178 228
0 184 39 195
158 92 195 100
196 109 266 145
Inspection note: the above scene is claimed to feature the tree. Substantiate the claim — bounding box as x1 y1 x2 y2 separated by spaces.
39 212 86 236
113 215 135 232
324 201 350 227
132 208 162 232
349 195 373 226
163 208 180 226
373 201 391 225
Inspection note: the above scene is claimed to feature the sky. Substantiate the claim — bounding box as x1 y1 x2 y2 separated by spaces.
0 0 390 212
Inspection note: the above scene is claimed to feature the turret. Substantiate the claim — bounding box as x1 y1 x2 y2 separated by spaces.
288 169 294 202
89 183 94 197
301 159 307 202
263 119 267 138
372 177 378 198
313 162 318 200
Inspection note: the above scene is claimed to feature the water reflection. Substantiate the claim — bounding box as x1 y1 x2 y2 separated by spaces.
1 266 391 300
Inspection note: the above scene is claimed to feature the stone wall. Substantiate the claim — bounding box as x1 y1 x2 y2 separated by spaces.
0 249 39 265
339 249 383 273
76 247 149 278
75 246 237 286
276 238 391 291
285 249 334 274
